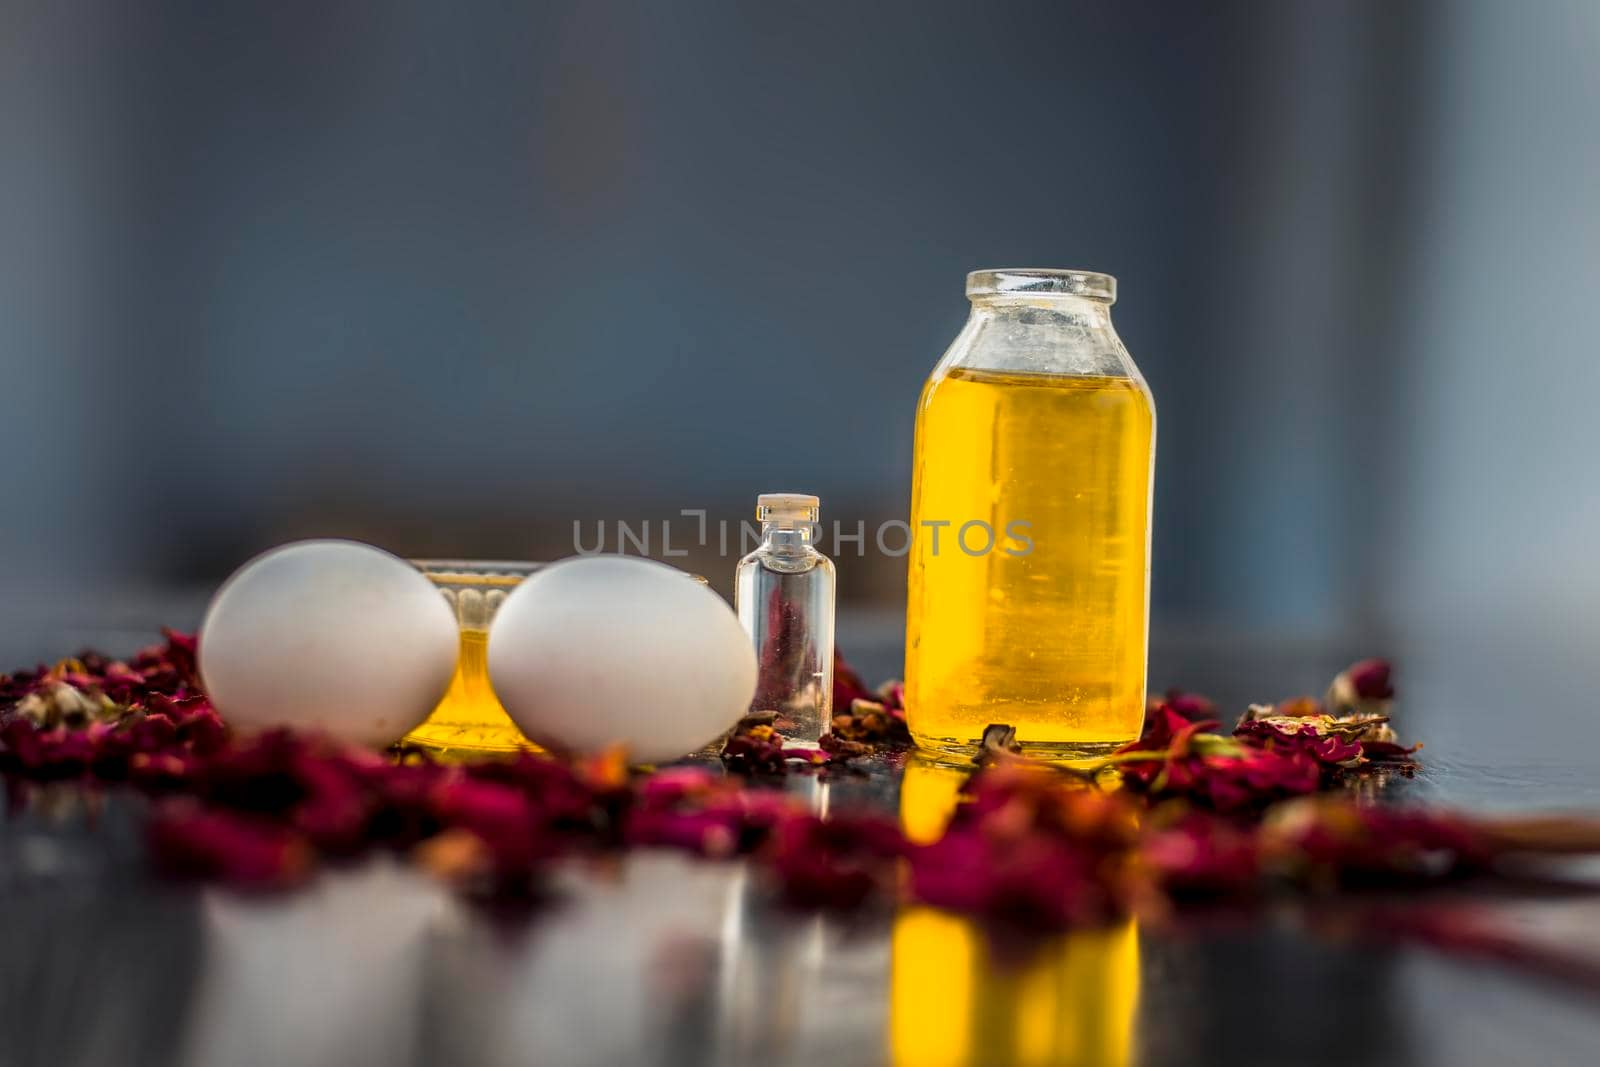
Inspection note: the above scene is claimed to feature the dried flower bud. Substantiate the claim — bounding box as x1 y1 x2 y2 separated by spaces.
721 725 789 772
1327 658 1396 717
1237 703 1277 725
830 699 911 747
15 682 115 729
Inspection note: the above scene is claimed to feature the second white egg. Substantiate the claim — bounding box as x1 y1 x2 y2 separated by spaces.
487 556 756 764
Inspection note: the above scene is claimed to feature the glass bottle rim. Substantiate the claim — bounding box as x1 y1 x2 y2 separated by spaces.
966 268 1116 303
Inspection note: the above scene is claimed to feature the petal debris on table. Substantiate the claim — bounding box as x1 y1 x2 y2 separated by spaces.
4 635 1600 941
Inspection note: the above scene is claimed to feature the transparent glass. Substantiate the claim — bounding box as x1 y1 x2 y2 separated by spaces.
404 559 712 758
904 269 1156 759
735 495 837 744
402 560 544 756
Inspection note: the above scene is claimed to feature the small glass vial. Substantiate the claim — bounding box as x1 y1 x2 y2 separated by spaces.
735 493 837 744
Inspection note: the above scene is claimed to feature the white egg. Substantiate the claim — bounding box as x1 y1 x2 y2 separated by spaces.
199 539 459 748
487 556 756 764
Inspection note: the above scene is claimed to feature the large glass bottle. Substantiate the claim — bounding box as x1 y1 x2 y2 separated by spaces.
905 269 1156 758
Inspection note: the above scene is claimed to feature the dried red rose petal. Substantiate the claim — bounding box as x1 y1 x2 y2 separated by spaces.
0 721 99 778
0 718 45 770
818 733 872 760
764 812 903 908
414 828 496 886
463 752 612 831
626 767 794 857
289 758 375 854
1274 696 1325 719
1113 709 1324 811
1140 808 1261 896
427 777 552 874
1360 739 1421 763
128 750 202 789
832 650 877 710
1234 718 1365 769
84 713 178 779
141 629 202 693
912 823 1124 928
0 633 1460 924
1260 798 1492 886
1123 708 1202 757
830 699 911 748
147 802 312 888
1145 689 1217 728
721 726 790 773
908 765 1138 929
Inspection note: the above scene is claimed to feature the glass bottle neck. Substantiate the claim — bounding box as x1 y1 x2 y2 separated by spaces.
761 522 816 552
968 293 1115 330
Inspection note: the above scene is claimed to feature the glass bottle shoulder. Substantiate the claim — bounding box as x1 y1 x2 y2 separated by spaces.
738 545 833 577
932 298 1143 384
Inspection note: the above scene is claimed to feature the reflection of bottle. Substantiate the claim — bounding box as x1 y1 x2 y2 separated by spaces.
714 866 827 1061
906 269 1156 759
894 751 1139 1067
889 909 1140 1067
735 494 837 744
898 752 972 845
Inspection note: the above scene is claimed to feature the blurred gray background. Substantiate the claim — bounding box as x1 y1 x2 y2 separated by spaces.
1 0 1597 687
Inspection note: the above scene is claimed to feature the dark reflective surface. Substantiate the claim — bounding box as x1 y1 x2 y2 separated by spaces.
6 621 1600 1067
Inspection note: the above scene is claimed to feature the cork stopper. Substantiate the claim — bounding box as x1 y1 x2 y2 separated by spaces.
755 493 820 525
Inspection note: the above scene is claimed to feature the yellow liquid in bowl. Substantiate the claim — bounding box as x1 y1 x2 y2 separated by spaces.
905 368 1154 757
403 629 536 756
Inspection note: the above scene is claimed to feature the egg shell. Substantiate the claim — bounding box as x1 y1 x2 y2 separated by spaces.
487 556 757 764
199 539 460 748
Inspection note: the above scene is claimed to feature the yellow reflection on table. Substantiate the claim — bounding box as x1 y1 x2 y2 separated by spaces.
894 751 1140 1067
890 910 1139 1067
899 752 973 844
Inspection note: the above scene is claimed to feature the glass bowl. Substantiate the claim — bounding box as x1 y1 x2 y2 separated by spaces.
402 560 544 756
400 559 711 757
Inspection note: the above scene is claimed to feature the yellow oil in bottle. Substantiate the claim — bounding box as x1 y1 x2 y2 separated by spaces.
402 628 537 757
905 367 1154 757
